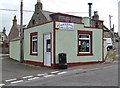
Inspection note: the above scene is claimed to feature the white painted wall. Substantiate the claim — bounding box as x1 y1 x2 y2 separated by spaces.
10 39 20 61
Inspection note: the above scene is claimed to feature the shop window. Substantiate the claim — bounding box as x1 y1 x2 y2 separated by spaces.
77 30 93 56
30 32 38 55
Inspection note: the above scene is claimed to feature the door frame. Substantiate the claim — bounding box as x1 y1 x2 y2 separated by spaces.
43 32 52 67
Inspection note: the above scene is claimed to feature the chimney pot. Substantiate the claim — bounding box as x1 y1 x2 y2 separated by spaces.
13 15 17 26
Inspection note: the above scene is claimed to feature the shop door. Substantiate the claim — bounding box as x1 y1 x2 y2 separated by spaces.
44 34 51 66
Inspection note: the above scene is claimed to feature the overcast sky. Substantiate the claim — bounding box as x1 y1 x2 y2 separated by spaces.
0 0 119 35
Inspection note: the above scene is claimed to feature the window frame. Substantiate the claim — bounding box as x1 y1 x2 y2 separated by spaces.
77 30 93 56
30 32 38 56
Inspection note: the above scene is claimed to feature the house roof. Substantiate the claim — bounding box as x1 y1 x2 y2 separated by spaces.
42 10 54 21
103 25 110 32
16 24 27 31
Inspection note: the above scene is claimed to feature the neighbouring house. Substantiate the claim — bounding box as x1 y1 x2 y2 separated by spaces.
8 16 27 42
0 27 7 46
92 11 120 43
103 25 120 42
10 0 107 69
0 27 8 54
27 0 54 27
92 11 112 38
8 16 20 42
103 25 112 38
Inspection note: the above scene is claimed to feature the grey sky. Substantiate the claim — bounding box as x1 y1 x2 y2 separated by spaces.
0 0 119 35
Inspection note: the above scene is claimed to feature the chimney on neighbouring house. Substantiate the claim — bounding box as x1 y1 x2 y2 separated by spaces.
92 11 99 20
2 27 6 34
35 0 42 11
13 15 17 26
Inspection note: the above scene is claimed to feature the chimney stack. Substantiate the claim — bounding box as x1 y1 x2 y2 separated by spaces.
88 3 92 26
35 0 42 11
88 3 92 20
13 15 17 26
2 27 6 34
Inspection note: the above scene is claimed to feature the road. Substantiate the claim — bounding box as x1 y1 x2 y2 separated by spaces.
0 42 119 87
4 62 118 86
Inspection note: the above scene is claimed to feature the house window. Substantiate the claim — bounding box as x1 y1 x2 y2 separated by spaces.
59 15 66 21
77 30 93 56
2 37 4 41
71 17 79 23
32 20 35 25
30 32 38 55
66 16 71 22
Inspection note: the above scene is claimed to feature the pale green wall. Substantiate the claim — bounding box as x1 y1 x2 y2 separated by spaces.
82 17 90 26
24 22 54 63
10 39 20 61
56 23 103 63
24 21 103 64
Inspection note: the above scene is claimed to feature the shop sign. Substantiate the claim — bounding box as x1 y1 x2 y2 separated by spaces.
59 22 74 30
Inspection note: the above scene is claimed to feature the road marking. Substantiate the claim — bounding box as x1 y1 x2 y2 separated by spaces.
0 83 5 86
51 71 60 74
58 71 67 75
11 80 23 84
37 73 47 76
5 78 17 82
27 77 39 81
88 68 99 71
23 75 34 79
104 66 113 69
114 61 118 63
44 74 54 78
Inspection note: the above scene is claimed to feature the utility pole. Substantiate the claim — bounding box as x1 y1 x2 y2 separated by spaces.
20 0 24 63
109 15 114 42
109 15 112 30
112 24 115 43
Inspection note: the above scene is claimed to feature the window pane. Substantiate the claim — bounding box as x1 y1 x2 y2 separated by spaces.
71 17 81 23
32 41 37 52
32 36 37 40
80 35 89 38
66 16 71 22
46 39 51 52
59 15 66 21
51 15 59 21
79 40 90 52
